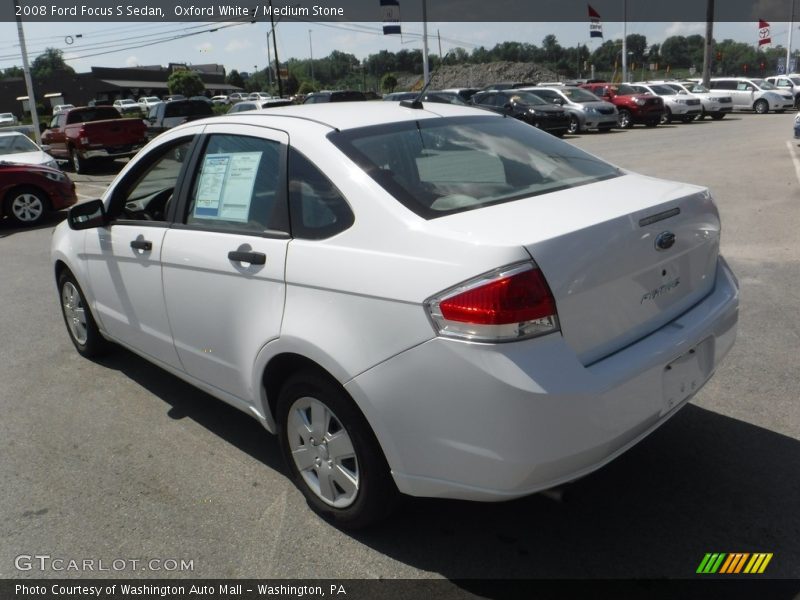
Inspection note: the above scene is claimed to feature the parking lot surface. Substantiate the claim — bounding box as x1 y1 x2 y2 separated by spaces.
1 112 798 583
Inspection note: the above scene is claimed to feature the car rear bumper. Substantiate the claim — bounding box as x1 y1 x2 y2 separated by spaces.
82 144 145 159
347 257 739 501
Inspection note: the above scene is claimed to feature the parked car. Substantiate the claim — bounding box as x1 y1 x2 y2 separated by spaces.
440 87 479 102
41 106 148 174
0 112 19 126
227 92 246 103
145 99 215 137
0 131 59 169
138 96 162 111
52 102 739 528
795 112 800 140
113 99 142 116
580 82 664 128
706 77 794 113
52 104 75 116
630 83 702 124
303 90 366 103
211 95 230 105
764 74 800 108
471 89 570 136
227 98 294 113
525 86 618 133
1 161 76 226
669 81 733 120
163 94 186 102
248 92 273 101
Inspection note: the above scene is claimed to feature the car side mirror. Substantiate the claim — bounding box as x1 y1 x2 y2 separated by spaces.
68 199 106 230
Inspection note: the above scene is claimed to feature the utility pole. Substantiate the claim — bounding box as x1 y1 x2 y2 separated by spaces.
14 0 40 144
422 0 429 86
309 30 314 86
702 0 714 87
266 29 273 90
268 0 283 97
788 0 796 74
621 0 627 83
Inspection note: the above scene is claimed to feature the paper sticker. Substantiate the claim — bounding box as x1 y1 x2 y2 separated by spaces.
194 152 262 222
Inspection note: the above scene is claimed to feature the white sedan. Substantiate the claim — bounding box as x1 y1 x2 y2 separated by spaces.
0 131 58 169
52 103 739 528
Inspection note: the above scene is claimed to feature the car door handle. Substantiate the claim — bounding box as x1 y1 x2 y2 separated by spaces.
228 251 266 265
130 240 152 251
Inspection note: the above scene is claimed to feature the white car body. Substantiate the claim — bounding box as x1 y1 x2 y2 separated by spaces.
52 104 75 115
706 77 794 113
764 74 800 107
0 112 18 126
653 81 734 119
0 131 58 169
631 83 703 122
51 103 738 522
138 96 162 110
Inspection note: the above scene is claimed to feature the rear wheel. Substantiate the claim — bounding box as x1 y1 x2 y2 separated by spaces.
660 108 672 125
277 370 398 529
4 186 47 226
617 109 633 129
58 270 109 358
70 147 88 174
753 99 769 114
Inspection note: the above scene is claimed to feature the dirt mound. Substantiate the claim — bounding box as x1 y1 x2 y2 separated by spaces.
395 61 561 91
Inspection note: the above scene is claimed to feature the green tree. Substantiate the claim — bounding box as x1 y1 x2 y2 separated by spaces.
226 69 244 89
167 70 205 97
381 73 398 93
31 48 74 79
1 66 24 79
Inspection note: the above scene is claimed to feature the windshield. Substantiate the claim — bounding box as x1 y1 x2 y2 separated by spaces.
616 84 638 95
0 134 39 154
683 82 709 93
648 84 677 95
751 79 776 90
329 115 621 219
562 87 601 102
508 91 547 105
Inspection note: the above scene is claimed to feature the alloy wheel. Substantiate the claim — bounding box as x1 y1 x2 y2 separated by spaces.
61 281 88 345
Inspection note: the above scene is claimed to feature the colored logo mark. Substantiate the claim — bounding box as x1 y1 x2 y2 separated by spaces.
696 553 773 574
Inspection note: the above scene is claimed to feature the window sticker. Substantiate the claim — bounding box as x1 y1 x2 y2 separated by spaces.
194 152 262 222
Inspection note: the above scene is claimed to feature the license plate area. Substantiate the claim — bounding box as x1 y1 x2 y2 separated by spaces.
662 337 715 415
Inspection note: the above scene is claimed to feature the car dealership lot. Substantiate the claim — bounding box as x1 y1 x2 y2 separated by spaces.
1 112 798 581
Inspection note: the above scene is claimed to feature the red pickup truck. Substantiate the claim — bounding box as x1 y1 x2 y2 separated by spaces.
580 83 665 128
41 106 147 173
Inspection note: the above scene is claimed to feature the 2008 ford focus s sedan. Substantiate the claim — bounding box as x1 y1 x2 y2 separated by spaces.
52 102 738 528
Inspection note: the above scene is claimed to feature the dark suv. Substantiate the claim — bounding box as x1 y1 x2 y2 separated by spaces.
471 90 570 136
303 91 366 104
146 100 214 137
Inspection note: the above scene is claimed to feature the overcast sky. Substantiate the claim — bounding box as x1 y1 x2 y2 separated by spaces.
0 20 797 74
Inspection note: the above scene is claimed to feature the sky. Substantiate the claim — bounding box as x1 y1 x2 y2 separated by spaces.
0 20 797 75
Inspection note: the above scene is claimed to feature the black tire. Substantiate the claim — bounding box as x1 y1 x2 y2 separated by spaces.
697 108 707 121
711 112 726 120
4 186 48 226
57 270 109 358
753 99 769 114
70 147 88 174
618 109 633 129
567 115 580 134
277 369 398 529
660 108 672 125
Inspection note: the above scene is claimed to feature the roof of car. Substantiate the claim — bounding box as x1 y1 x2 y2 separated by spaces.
197 102 494 132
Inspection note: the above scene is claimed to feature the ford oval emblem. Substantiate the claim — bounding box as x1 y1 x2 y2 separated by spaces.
655 231 676 251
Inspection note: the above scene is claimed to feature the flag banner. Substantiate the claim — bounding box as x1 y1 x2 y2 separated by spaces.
381 0 401 35
758 19 771 46
588 4 603 38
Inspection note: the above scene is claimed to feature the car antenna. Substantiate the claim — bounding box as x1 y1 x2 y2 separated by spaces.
400 51 450 109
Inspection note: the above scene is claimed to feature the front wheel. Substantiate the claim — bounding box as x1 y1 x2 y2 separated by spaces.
617 109 633 129
58 270 109 358
567 115 580 134
277 370 398 529
753 99 769 114
4 186 47 226
660 108 672 125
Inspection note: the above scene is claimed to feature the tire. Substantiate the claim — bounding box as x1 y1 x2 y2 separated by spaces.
70 147 88 174
753 99 769 114
660 108 672 125
567 114 580 134
711 112 726 120
697 108 707 121
58 270 109 358
277 370 398 529
617 109 633 129
4 186 48 226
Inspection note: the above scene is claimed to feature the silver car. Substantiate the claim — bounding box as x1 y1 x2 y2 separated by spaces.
523 86 618 133
765 75 800 108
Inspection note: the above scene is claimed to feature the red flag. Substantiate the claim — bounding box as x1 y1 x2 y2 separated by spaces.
758 19 771 46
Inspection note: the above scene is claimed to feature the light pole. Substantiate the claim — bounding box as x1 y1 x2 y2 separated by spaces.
309 30 314 87
13 0 40 144
266 30 273 90
268 0 283 97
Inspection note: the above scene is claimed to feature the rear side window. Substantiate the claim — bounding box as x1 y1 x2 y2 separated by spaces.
329 115 620 219
288 148 354 239
185 134 285 233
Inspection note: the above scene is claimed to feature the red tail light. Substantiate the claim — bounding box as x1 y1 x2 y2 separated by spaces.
426 262 560 342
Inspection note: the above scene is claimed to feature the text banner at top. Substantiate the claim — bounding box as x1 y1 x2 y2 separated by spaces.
1 0 796 23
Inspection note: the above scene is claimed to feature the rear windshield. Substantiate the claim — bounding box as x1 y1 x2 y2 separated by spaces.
329 115 620 219
164 100 214 118
66 107 120 124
